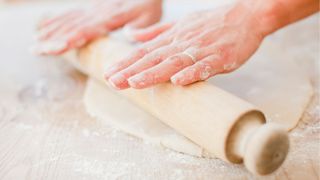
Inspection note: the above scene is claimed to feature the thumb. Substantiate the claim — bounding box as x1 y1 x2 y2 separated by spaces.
124 21 173 42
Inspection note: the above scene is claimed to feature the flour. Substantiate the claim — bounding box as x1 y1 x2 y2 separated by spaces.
199 65 211 80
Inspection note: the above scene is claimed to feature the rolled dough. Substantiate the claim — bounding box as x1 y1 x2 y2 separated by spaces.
83 38 313 157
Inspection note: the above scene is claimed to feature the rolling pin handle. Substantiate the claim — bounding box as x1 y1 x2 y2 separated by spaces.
243 123 289 175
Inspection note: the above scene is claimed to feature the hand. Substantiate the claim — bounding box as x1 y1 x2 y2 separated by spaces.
34 0 162 55
104 3 266 90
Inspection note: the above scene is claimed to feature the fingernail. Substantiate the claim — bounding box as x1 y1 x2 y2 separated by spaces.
48 41 67 51
108 74 128 90
107 79 122 90
104 66 119 79
128 74 145 88
170 76 180 85
122 25 137 42
39 41 67 54
74 38 86 47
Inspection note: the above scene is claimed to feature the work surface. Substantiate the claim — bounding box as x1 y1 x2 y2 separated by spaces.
0 2 319 180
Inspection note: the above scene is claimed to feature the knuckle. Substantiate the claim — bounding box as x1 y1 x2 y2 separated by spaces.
199 65 212 80
223 61 239 72
136 48 147 56
115 61 127 69
112 12 125 20
168 55 184 68
197 59 212 67
120 69 133 78
184 47 199 57
143 52 162 64
144 72 158 81
132 47 148 59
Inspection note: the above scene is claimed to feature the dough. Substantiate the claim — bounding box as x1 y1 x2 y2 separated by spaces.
84 79 205 157
83 38 313 157
211 39 314 130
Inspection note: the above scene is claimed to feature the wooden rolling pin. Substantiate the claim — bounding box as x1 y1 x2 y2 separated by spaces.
63 36 289 175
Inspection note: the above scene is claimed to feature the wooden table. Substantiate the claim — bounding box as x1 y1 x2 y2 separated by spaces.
0 2 319 180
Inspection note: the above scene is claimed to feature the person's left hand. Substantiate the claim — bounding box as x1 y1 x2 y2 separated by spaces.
104 4 267 90
33 0 162 55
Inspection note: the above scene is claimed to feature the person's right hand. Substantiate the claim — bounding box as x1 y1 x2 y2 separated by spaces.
34 0 162 55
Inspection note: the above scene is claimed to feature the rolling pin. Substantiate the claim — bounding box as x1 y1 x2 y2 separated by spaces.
63 36 289 175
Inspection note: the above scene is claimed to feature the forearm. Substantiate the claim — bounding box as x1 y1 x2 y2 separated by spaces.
243 0 319 36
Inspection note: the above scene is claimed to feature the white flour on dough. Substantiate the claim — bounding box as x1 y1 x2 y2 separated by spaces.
84 79 206 157
211 39 314 130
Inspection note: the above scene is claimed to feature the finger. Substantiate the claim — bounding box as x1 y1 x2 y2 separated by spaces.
66 24 108 48
171 55 224 86
38 10 81 29
35 24 107 55
128 53 194 89
124 22 173 42
33 33 82 56
125 13 160 29
104 10 140 31
37 11 81 41
43 16 88 42
31 41 68 56
104 36 173 79
182 45 223 61
45 10 104 41
35 30 89 55
108 44 186 90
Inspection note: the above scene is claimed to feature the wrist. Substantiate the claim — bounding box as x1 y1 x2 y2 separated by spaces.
148 0 163 9
250 0 287 36
150 0 162 3
224 1 270 39
232 0 283 37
